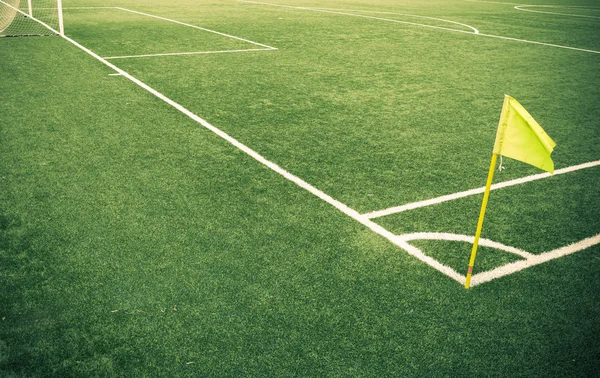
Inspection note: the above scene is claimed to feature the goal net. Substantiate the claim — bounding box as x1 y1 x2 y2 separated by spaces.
0 0 63 37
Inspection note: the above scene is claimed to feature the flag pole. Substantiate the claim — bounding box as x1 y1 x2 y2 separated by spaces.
465 153 498 289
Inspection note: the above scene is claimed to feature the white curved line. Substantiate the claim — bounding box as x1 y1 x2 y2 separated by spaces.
397 232 534 259
515 5 600 19
239 1 478 34
306 7 479 34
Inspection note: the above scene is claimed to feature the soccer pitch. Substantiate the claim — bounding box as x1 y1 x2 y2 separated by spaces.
1 0 599 376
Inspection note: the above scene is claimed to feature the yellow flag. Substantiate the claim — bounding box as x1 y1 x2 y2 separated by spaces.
493 95 556 173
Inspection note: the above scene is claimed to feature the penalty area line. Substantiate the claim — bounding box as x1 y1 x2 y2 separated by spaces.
104 48 277 60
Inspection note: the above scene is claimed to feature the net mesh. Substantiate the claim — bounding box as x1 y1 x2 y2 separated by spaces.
0 0 59 37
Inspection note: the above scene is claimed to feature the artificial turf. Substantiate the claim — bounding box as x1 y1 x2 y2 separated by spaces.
1 0 599 376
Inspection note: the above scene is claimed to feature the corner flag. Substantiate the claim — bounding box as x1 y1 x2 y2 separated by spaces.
493 95 556 174
465 95 556 289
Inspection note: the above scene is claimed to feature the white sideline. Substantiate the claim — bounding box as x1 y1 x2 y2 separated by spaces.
104 48 276 60
363 160 600 219
515 5 600 19
239 0 600 54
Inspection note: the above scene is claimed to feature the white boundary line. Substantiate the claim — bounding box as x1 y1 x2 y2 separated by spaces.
364 160 600 219
476 32 600 54
239 0 600 54
104 48 276 60
515 5 600 19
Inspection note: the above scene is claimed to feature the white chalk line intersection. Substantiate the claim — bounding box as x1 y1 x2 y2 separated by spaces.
397 232 600 287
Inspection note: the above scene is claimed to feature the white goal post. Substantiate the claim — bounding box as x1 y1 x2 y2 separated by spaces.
0 0 64 37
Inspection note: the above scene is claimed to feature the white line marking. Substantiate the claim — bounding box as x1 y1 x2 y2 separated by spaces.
62 7 277 58
108 73 121 76
397 231 600 286
397 232 534 259
470 233 600 286
368 160 600 218
476 32 600 54
62 6 118 9
289 6 479 34
515 5 600 19
364 160 600 219
104 48 276 60
115 7 277 50
240 0 600 54
239 0 479 34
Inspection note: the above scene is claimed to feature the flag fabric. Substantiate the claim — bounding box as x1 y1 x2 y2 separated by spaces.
492 95 556 174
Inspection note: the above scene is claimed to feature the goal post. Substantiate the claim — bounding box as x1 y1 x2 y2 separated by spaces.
0 0 64 37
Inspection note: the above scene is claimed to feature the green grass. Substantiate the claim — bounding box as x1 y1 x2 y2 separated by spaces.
1 0 599 376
